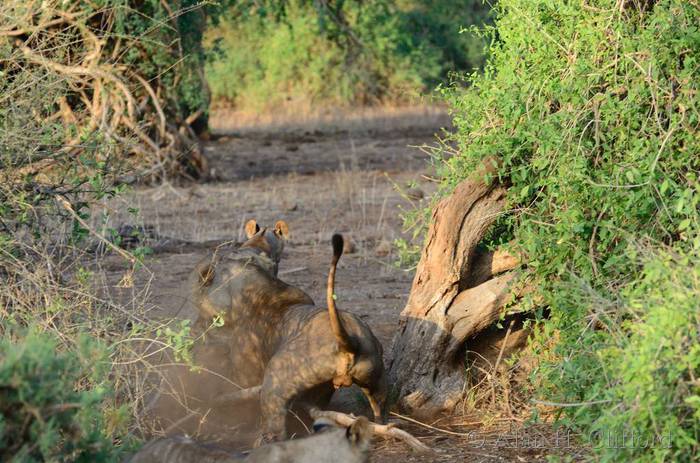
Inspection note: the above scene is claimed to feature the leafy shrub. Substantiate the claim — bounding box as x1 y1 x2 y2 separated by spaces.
0 329 125 462
429 0 700 460
0 2 202 455
205 0 491 110
589 249 700 461
398 0 492 86
1 0 210 178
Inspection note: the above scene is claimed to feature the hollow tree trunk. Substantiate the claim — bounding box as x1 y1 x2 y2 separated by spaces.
388 163 522 419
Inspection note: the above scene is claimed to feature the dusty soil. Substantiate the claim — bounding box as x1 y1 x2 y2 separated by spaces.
97 108 586 462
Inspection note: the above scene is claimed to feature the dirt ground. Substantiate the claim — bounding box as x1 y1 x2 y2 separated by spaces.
96 107 586 462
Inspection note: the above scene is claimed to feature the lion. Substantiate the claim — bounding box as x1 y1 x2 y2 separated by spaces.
255 234 387 442
148 219 311 440
129 417 372 463
150 221 387 443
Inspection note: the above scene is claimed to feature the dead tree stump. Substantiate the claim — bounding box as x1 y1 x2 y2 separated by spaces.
388 164 523 419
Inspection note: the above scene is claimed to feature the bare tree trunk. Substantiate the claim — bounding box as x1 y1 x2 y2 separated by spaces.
388 163 523 419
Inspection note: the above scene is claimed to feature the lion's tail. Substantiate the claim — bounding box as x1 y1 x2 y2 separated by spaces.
327 234 354 353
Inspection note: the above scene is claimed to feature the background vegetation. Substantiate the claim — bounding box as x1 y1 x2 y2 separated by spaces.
427 1 700 460
205 0 491 110
1 1 210 458
1 0 210 181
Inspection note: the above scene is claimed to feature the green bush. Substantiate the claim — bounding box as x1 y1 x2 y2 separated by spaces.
590 250 700 461
207 2 360 109
1 0 210 178
431 0 700 460
205 0 491 110
1 2 203 455
0 329 125 462
397 0 492 86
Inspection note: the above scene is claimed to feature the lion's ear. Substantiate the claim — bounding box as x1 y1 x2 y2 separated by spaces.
346 416 371 447
245 219 260 238
274 220 290 239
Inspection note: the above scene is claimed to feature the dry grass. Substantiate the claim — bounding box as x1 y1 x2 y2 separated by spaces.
1 229 166 438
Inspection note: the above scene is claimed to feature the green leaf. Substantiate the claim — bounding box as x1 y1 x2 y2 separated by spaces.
520 185 530 199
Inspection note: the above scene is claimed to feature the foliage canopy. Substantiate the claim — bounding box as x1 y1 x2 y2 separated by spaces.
205 0 491 109
435 1 700 460
0 330 125 462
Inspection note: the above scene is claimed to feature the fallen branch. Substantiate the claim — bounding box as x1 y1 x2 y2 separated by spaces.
307 407 434 454
157 382 433 454
56 195 137 265
531 398 613 408
176 383 434 453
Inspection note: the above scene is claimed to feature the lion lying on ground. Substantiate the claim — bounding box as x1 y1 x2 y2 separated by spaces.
130 417 372 463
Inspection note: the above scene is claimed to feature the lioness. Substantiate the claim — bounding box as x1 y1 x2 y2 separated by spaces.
155 221 386 442
256 234 387 441
189 219 313 385
129 417 372 463
149 220 311 438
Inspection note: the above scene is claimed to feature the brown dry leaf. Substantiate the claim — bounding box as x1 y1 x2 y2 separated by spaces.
117 268 134 288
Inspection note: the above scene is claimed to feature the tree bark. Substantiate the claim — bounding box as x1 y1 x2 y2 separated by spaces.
388 165 523 419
